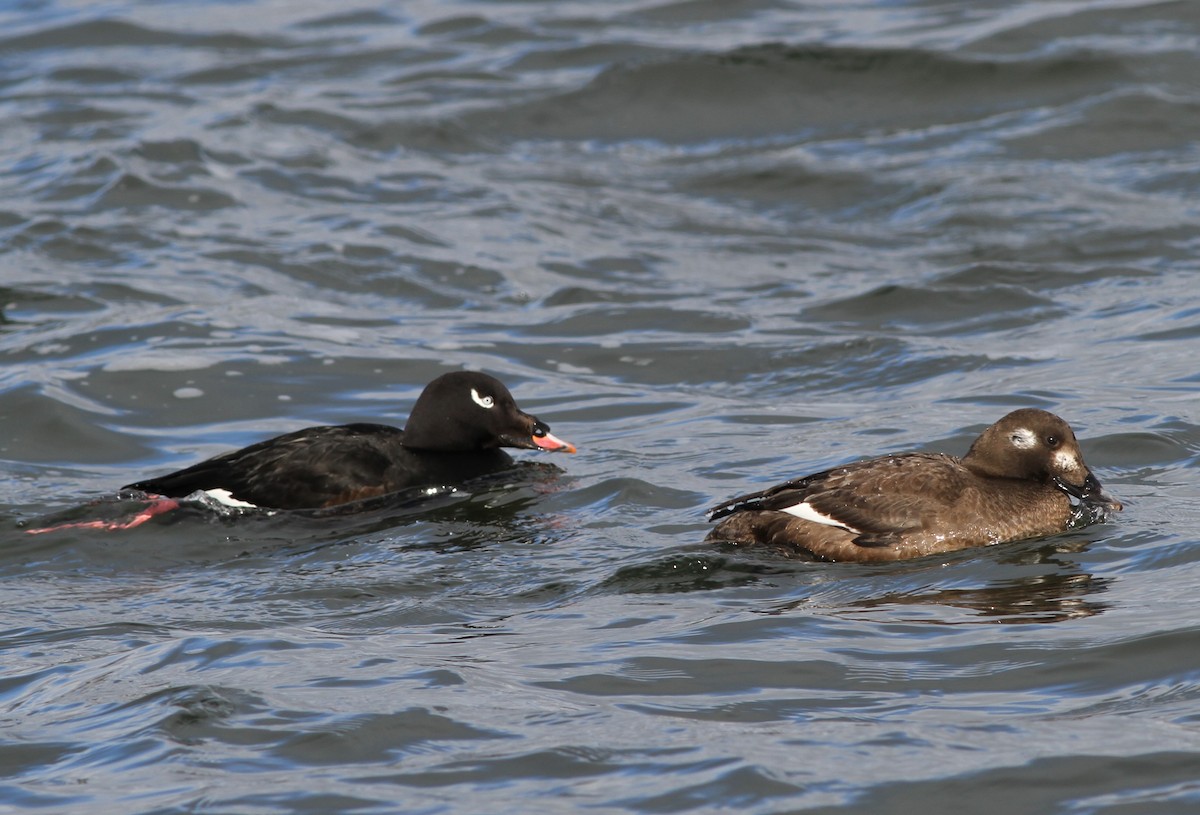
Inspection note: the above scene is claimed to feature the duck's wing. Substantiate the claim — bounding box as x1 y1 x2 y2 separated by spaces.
123 423 404 510
708 453 963 547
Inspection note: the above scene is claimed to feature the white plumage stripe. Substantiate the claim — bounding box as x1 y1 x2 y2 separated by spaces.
781 501 859 533
204 488 259 509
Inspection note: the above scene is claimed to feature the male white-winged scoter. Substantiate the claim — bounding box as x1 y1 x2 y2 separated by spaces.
706 408 1121 562
122 371 575 511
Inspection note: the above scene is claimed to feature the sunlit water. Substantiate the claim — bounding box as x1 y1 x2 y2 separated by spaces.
2 1 1199 813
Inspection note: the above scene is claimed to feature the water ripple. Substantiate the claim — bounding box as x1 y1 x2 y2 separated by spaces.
2 1 1199 812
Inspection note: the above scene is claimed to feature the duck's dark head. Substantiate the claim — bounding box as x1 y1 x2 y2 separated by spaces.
403 371 575 455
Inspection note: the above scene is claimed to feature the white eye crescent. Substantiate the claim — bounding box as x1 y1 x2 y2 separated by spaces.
471 388 495 409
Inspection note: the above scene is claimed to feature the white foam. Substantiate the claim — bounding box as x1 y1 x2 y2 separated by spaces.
103 353 217 373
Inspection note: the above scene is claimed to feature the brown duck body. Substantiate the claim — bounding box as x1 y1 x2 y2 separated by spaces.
707 409 1121 562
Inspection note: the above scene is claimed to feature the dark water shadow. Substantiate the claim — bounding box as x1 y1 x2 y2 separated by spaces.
803 751 1200 815
600 529 1114 625
5 462 569 573
597 546 800 595
760 534 1114 624
465 42 1133 144
840 546 1113 624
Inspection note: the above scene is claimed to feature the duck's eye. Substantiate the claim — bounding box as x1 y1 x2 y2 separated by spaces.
1045 435 1059 448
470 388 495 409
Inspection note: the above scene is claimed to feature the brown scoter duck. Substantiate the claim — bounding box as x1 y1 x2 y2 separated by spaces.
707 408 1120 562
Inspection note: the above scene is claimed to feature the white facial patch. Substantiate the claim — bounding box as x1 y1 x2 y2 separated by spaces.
204 488 259 509
1053 450 1082 473
470 388 495 409
781 501 860 534
1010 428 1038 449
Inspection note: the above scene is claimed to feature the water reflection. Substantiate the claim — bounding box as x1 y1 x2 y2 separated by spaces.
9 461 570 570
847 568 1112 624
831 539 1111 624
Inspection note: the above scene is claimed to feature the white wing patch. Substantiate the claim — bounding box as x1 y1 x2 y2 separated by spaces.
204 488 259 509
782 501 860 534
1010 428 1037 449
470 388 495 409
